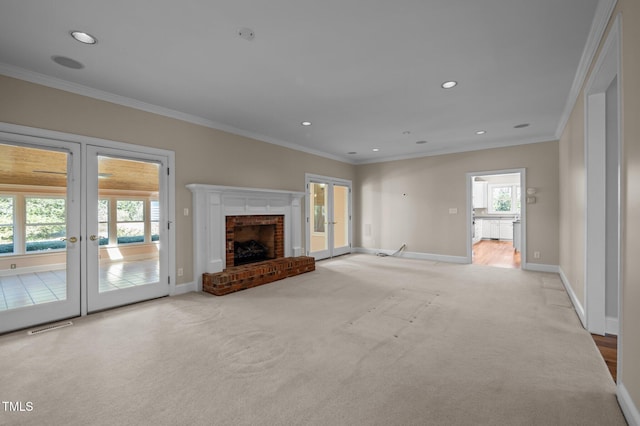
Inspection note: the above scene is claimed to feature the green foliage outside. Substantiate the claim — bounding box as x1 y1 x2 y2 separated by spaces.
492 187 512 212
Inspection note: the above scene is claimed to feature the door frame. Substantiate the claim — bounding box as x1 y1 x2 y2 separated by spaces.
305 173 352 260
0 122 176 321
583 14 621 338
466 168 527 267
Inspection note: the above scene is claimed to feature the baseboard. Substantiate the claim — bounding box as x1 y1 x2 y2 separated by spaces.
354 247 468 264
618 382 640 426
558 266 587 328
522 262 559 273
172 281 196 295
606 316 619 336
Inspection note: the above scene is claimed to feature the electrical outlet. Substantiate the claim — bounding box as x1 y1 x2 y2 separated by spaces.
449 208 458 214
10 263 17 269
177 268 183 276
533 251 541 259
183 208 189 216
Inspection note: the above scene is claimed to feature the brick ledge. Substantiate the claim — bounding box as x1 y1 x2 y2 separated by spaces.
203 256 315 296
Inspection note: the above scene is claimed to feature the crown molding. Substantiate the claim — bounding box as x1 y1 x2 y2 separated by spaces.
555 0 618 139
0 62 354 165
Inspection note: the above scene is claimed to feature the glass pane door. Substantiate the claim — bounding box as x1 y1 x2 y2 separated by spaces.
86 146 169 312
0 141 81 334
307 177 351 260
332 184 351 256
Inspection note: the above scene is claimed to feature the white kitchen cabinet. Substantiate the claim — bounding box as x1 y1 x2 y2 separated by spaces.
513 221 521 251
499 220 513 240
472 181 488 208
489 220 500 239
473 220 482 244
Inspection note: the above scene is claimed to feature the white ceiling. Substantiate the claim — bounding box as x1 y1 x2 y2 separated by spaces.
0 0 603 164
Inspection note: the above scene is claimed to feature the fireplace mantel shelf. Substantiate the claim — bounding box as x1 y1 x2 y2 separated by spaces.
187 184 305 291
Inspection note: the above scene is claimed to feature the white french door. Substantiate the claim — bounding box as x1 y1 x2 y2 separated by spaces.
306 174 352 260
86 146 170 313
0 125 174 334
0 138 81 334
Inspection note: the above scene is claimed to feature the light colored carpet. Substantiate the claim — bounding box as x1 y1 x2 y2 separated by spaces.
0 254 626 425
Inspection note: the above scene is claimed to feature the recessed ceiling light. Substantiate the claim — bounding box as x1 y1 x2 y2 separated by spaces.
416 140 428 145
347 151 357 155
70 31 97 44
441 81 458 89
372 148 380 152
52 55 84 69
514 123 530 128
475 130 487 135
301 121 312 126
402 131 411 135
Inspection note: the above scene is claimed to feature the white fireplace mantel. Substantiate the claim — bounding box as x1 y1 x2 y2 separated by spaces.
187 184 305 291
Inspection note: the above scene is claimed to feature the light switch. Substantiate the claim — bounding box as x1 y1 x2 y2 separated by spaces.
184 208 189 216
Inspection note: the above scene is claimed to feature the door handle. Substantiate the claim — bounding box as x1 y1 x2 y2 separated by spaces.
61 237 78 243
89 235 105 241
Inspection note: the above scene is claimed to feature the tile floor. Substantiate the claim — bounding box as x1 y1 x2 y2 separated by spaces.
0 258 159 311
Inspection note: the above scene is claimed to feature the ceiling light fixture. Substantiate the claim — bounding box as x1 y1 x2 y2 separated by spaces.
301 121 312 126
441 81 458 89
475 130 487 135
514 123 530 128
347 151 357 155
70 31 97 44
372 148 380 152
416 140 428 145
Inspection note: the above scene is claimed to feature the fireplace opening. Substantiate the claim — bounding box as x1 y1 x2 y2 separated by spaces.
233 224 275 265
226 215 285 268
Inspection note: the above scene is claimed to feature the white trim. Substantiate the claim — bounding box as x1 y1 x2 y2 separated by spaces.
354 247 467 264
0 63 352 165
605 316 619 336
618 383 640 426
559 267 587 328
0 263 65 277
555 0 618 139
521 263 559 273
173 281 197 295
354 136 553 165
583 14 621 336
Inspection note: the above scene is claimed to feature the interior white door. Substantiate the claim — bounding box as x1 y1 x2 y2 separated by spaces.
307 176 352 260
86 146 169 312
0 139 81 334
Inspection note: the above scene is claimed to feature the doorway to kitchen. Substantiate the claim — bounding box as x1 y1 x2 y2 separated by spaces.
467 169 525 269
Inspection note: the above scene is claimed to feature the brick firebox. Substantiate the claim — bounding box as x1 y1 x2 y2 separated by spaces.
226 215 284 268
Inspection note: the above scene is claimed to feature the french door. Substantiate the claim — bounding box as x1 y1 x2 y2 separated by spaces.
306 175 352 260
86 146 170 313
0 133 172 334
0 139 81 334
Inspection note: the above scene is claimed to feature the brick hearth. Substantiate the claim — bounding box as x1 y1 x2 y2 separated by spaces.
202 256 315 296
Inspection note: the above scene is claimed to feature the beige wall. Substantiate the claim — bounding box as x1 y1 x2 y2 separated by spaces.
0 75 355 284
559 0 640 414
355 141 559 265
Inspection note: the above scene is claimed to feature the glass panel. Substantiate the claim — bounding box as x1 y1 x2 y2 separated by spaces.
0 144 68 310
98 156 160 293
25 197 66 251
98 199 109 245
310 183 328 252
0 196 14 254
333 185 349 249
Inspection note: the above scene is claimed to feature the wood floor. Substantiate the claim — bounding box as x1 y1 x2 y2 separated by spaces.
472 239 521 269
592 334 617 382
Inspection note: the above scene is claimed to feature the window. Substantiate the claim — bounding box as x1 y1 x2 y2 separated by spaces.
25 197 66 252
0 196 14 254
150 199 160 242
488 184 521 214
116 200 145 244
98 199 109 245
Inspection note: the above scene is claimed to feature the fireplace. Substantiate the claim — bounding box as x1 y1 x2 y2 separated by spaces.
226 215 284 267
